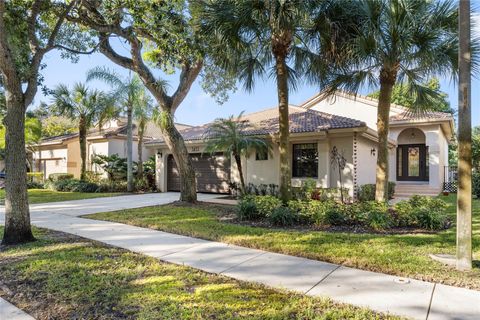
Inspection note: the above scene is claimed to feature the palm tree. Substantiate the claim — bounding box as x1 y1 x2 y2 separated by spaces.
134 91 154 178
87 67 148 192
51 82 116 181
456 0 472 271
317 0 458 201
204 113 271 193
199 0 354 202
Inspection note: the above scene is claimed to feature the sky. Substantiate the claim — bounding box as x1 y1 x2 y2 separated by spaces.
32 10 480 128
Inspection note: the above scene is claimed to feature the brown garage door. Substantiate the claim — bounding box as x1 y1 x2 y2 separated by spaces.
167 153 231 193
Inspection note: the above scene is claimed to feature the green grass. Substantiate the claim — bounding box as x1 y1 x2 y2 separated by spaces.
0 189 122 205
86 195 480 290
0 227 396 319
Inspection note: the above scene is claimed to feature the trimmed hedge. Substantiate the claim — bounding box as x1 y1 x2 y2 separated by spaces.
238 194 449 231
48 173 74 182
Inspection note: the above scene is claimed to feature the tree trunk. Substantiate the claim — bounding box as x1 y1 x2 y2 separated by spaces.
234 153 245 193
456 0 472 271
1 91 34 245
126 106 133 192
79 116 87 181
274 52 291 203
375 69 396 202
160 110 197 202
137 122 144 178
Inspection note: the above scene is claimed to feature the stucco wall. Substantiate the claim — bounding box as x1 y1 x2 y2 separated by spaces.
66 139 81 178
309 95 402 129
245 146 280 185
36 147 69 179
356 136 378 186
328 136 354 197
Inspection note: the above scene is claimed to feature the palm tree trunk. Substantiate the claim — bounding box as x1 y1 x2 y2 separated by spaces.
234 153 246 193
274 52 292 203
1 91 34 245
126 106 133 192
79 116 87 181
137 123 144 178
375 69 396 202
456 0 472 271
161 110 197 202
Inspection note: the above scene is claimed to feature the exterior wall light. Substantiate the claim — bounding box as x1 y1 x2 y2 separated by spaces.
371 148 376 156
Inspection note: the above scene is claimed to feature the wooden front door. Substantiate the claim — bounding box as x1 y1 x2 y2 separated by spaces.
397 144 428 181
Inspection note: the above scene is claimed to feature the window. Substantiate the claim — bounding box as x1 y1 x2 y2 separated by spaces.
255 149 268 161
292 143 318 178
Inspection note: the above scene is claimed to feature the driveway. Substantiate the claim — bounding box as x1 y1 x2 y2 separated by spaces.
0 192 219 218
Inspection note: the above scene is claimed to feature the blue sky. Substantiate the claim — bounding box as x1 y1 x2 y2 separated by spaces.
33 12 480 127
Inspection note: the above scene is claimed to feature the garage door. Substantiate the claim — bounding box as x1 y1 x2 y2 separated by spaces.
167 153 231 193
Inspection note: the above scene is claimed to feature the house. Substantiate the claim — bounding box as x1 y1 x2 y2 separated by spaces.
145 91 454 198
32 118 190 179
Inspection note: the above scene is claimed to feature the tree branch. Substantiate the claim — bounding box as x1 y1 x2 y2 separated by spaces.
54 44 98 55
171 59 204 112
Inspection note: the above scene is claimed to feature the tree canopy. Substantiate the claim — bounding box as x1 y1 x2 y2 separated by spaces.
367 78 452 114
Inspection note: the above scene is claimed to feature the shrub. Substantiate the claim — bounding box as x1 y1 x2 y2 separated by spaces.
394 195 449 230
46 178 99 193
48 173 74 182
97 180 128 193
288 199 335 225
324 203 346 226
252 195 282 218
27 172 44 183
237 196 259 220
472 172 480 198
361 201 391 230
27 181 44 189
357 182 396 201
268 206 298 226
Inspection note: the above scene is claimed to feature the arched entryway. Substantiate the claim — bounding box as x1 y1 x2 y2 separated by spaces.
396 128 429 181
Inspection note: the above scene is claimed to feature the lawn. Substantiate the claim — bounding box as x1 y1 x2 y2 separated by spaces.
86 194 480 290
0 227 395 320
0 189 122 205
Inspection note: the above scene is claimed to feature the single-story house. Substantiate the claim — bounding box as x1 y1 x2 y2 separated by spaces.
32 118 190 179
146 91 454 198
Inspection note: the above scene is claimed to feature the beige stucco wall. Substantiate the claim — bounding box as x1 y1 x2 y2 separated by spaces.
309 95 403 129
356 136 378 187
66 139 81 178
33 147 69 179
328 136 354 197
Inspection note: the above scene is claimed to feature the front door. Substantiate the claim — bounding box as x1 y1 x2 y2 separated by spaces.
397 144 428 181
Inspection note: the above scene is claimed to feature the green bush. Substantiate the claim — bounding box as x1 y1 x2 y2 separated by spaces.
268 206 298 226
287 199 332 225
324 203 346 226
27 181 44 189
27 172 44 183
48 173 74 182
362 201 391 230
357 182 396 201
394 195 448 230
473 172 480 198
237 196 259 220
46 179 99 193
96 180 128 193
252 195 282 218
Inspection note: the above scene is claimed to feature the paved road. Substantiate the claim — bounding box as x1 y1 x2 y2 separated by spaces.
1 193 479 320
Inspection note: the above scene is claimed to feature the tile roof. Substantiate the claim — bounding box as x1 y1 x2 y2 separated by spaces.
146 109 366 145
390 111 454 122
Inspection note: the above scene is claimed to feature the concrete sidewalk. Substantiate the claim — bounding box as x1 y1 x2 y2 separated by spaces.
1 193 479 320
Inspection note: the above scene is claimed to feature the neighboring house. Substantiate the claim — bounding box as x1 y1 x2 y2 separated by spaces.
146 91 454 198
32 118 190 179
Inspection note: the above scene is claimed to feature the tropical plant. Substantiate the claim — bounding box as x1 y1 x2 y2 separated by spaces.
204 113 271 193
51 82 117 181
87 67 151 191
198 0 353 202
317 0 459 201
368 78 453 113
91 153 129 182
134 91 154 178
